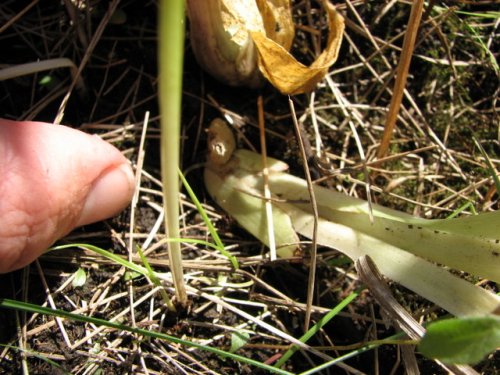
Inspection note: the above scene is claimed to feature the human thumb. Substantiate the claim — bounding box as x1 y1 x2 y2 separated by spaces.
0 119 135 273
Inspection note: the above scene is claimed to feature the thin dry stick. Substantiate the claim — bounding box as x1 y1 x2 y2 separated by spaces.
309 91 323 157
289 98 318 332
54 0 121 124
0 0 39 33
257 96 277 261
127 111 152 327
34 260 72 348
129 112 150 253
377 0 425 159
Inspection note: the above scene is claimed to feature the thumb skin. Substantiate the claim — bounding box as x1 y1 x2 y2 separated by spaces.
0 119 135 273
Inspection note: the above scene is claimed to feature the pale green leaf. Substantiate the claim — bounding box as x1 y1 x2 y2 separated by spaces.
72 268 87 288
230 331 250 353
419 315 500 364
123 271 142 281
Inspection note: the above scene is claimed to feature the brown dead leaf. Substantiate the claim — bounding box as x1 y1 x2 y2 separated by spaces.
256 0 295 51
252 1 344 95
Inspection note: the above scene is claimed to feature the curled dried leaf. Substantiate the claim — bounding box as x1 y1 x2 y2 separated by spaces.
256 0 294 50
251 1 344 95
186 0 343 93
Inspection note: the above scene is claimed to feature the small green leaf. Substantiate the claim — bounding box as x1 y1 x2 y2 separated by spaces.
419 315 500 365
123 270 142 281
72 268 87 288
38 75 52 85
230 331 250 353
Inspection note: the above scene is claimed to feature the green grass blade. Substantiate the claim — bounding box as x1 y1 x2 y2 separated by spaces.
461 22 499 74
275 291 358 368
298 344 377 375
0 299 293 375
51 243 177 310
179 168 239 269
50 240 223 267
296 330 416 375
454 10 500 19
432 6 499 74
136 246 176 311
50 243 148 275
446 201 477 219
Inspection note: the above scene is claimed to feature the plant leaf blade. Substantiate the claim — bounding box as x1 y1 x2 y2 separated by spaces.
419 315 500 365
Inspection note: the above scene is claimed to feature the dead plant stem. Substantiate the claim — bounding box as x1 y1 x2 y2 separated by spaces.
377 0 425 159
258 95 277 261
289 97 318 332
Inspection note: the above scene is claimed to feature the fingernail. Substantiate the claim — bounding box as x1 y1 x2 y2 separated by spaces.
78 163 135 226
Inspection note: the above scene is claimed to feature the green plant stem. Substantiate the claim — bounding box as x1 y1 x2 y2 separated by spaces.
178 168 239 269
137 246 176 312
0 299 293 375
275 291 359 368
159 0 187 304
